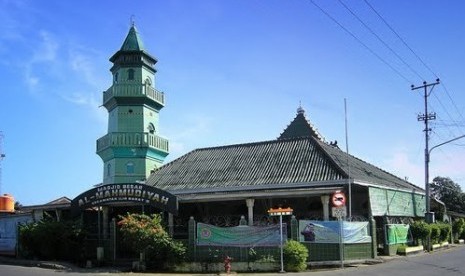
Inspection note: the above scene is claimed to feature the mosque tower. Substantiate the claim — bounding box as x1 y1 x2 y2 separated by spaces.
96 24 169 184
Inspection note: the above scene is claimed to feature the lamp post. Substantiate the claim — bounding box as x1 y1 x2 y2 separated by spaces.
426 134 465 223
268 207 293 273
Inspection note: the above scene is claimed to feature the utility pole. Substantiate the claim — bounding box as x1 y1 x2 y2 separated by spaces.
411 79 440 223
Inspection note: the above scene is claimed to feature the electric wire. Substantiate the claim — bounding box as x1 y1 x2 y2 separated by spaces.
311 0 464 149
308 0 413 84
362 0 437 78
432 93 464 137
337 0 424 81
363 0 465 137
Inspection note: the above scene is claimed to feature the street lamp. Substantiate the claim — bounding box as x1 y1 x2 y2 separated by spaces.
268 207 293 273
425 134 465 223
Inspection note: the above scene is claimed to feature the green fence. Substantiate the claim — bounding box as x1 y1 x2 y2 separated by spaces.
187 216 376 263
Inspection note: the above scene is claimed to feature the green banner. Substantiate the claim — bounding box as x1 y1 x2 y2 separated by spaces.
197 223 285 247
387 224 410 245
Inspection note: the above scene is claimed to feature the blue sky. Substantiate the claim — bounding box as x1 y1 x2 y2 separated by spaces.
1 0 464 205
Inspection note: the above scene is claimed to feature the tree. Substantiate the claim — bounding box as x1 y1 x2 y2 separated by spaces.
431 176 464 213
118 213 185 270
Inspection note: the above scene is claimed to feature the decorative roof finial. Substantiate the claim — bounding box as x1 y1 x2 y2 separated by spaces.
130 15 136 27
297 101 305 114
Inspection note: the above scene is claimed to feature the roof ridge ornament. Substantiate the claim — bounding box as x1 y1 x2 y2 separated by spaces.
297 101 305 114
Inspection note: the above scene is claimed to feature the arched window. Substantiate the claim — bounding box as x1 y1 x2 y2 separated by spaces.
107 163 111 177
126 162 135 174
128 69 135 80
148 123 155 134
145 77 152 86
114 72 118 83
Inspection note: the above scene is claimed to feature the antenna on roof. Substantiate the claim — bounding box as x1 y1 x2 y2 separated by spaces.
344 98 352 221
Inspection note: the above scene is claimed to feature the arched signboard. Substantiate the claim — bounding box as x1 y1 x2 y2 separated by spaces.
71 183 178 215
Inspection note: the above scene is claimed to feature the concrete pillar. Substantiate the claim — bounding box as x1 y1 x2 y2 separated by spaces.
370 217 377 258
102 206 109 239
168 213 174 237
291 215 299 241
321 195 330 221
246 198 255 226
188 216 196 261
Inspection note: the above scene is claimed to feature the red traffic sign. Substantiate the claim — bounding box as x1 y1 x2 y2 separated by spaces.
331 191 346 207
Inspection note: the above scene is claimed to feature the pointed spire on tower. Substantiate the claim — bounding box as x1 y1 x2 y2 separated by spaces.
120 18 145 51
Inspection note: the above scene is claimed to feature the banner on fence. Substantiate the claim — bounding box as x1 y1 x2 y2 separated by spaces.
387 224 410 245
197 223 285 247
299 220 371 243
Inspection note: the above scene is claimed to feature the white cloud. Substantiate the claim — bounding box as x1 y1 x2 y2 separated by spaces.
163 113 214 161
62 92 96 106
21 30 60 93
32 30 59 63
381 144 465 190
382 148 424 188
24 71 39 89
165 141 186 163
429 147 465 185
68 47 104 88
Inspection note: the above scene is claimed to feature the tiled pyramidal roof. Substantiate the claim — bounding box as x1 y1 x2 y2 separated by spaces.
278 107 324 141
147 108 422 193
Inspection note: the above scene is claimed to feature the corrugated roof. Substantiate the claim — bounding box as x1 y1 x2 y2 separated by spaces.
147 137 346 191
147 136 422 193
314 139 423 192
147 109 423 194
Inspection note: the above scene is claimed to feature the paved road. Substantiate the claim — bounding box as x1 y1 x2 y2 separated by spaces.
1 246 464 275
307 246 465 276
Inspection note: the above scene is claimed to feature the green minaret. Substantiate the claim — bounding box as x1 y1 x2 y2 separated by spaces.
96 24 169 185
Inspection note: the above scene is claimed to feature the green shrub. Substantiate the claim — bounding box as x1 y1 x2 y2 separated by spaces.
452 219 465 240
118 213 185 269
437 223 451 243
18 219 85 261
430 224 441 244
283 240 308 272
410 220 431 246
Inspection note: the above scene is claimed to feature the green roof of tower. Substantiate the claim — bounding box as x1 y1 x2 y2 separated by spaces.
120 25 145 51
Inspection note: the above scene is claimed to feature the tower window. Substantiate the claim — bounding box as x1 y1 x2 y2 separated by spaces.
128 69 135 80
145 77 152 86
114 72 118 83
126 162 135 174
148 123 155 134
107 164 111 177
